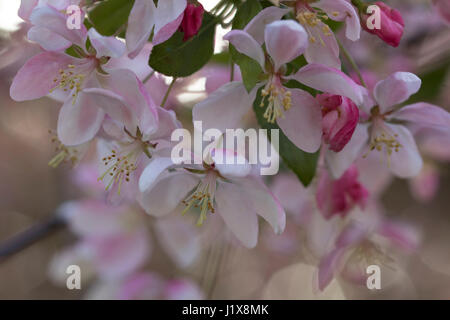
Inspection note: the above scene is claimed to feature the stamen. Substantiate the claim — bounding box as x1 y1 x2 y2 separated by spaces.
48 130 79 168
259 80 292 124
363 128 402 167
296 8 334 47
99 149 138 195
182 172 217 226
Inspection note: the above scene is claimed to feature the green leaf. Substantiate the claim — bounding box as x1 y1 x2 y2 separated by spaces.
88 0 134 36
253 88 319 186
230 0 263 92
406 62 449 104
148 13 217 77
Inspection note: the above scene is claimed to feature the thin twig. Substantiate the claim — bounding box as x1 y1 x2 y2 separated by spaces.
161 77 177 108
337 38 367 88
0 215 66 264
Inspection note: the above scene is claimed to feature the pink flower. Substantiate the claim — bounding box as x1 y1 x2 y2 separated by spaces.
327 72 450 179
318 216 420 290
362 2 404 47
179 3 204 41
318 93 359 152
138 150 286 248
194 17 364 153
126 0 187 58
316 165 369 220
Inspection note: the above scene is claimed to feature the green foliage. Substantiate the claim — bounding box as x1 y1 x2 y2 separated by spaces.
88 0 134 36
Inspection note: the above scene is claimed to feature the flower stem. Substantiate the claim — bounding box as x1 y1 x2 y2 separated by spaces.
337 38 367 88
161 77 177 109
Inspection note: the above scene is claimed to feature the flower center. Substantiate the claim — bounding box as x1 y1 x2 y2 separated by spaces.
99 147 139 194
364 119 402 167
260 77 292 124
182 170 218 226
296 6 335 46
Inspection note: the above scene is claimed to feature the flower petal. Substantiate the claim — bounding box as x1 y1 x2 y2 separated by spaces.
138 157 175 193
139 171 200 217
88 29 126 59
223 30 265 69
244 6 291 44
57 90 105 146
373 72 421 113
392 103 450 131
304 31 341 70
314 0 361 41
265 20 308 72
27 26 72 51
326 123 369 179
154 0 187 37
383 124 423 178
193 81 256 132
126 0 156 58
153 11 184 45
216 182 259 248
10 52 75 101
19 0 39 20
277 88 322 153
291 63 364 106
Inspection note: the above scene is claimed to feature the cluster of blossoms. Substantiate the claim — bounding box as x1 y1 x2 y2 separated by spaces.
7 0 450 298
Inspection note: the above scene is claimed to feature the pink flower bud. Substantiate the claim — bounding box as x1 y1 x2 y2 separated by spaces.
318 94 359 153
316 165 369 220
179 3 205 41
362 2 404 47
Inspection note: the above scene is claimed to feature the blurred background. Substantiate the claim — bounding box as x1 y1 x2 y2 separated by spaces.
0 0 449 299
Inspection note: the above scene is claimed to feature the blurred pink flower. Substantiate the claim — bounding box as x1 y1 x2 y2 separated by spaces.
433 0 450 25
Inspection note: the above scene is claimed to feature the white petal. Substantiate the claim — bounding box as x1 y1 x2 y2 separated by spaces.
224 30 265 69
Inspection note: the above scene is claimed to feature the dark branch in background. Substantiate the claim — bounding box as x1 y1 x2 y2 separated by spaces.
0 215 67 264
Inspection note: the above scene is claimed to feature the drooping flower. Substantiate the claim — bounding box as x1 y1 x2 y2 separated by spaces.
316 165 369 220
138 150 286 248
326 72 450 179
194 17 364 153
362 2 405 47
317 215 420 291
126 0 187 58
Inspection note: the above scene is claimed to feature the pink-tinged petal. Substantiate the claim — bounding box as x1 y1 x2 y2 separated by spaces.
291 63 364 106
57 91 105 146
139 171 200 217
10 52 75 101
373 72 421 113
326 123 369 179
29 5 86 48
64 200 128 237
264 20 308 72
314 0 361 41
126 0 156 58
392 103 450 131
277 88 322 153
244 6 291 44
235 176 286 235
211 149 252 179
377 220 420 252
154 0 187 35
88 29 126 58
216 182 259 248
19 0 39 20
151 107 181 141
27 26 72 51
92 230 151 279
153 12 184 45
165 279 204 300
383 123 423 178
304 31 341 70
318 248 346 291
409 163 440 203
82 88 137 132
193 81 256 132
98 69 159 136
224 30 265 69
154 216 201 268
138 157 175 192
